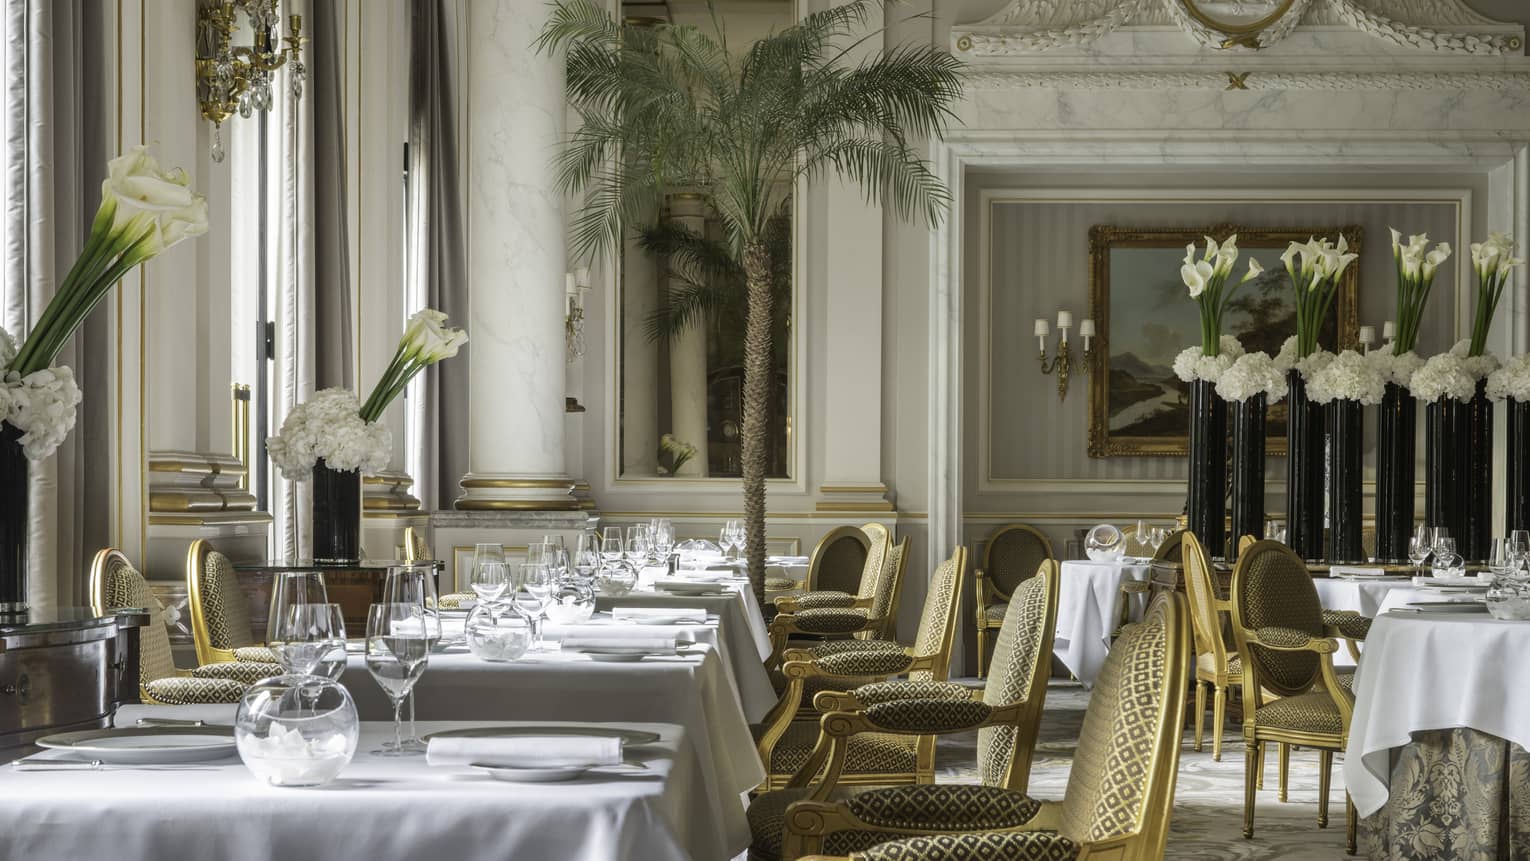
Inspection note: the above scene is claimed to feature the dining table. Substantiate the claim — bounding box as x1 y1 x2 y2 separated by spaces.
1344 610 1530 858
0 718 745 861
1055 558 1154 686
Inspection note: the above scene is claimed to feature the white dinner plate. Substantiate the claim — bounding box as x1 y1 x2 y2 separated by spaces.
35 727 237 764
472 763 592 782
422 725 662 746
585 652 651 662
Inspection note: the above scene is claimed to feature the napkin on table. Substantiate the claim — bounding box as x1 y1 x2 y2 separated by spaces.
560 635 678 655
426 735 622 768
610 607 708 624
1330 566 1385 577
653 579 726 593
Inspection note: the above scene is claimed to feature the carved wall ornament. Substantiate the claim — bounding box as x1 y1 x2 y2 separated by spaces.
962 69 1530 90
953 0 1524 57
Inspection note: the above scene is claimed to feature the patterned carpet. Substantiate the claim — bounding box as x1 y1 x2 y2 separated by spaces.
934 681 1353 860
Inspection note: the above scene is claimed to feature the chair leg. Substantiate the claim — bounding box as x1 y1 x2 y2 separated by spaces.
1318 749 1333 828
1193 681 1206 752
975 627 988 679
1243 740 1259 839
1212 684 1227 762
1345 792 1357 854
1256 741 1266 790
1278 742 1290 803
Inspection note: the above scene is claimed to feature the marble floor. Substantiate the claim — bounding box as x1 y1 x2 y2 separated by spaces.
935 681 1353 860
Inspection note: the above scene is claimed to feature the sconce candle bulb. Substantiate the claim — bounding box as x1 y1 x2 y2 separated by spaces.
1036 309 1093 401
1358 325 1376 354
1382 320 1395 340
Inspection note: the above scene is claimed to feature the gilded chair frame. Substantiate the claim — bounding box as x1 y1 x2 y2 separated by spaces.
1228 539 1358 851
791 593 1191 861
87 547 135 618
185 538 248 666
804 525 875 596
756 546 968 792
973 523 1053 678
767 537 908 674
1181 532 1242 762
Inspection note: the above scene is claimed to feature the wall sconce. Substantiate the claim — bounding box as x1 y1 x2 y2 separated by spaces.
1357 325 1377 355
196 0 306 163
1380 320 1395 352
564 267 590 364
1034 310 1095 401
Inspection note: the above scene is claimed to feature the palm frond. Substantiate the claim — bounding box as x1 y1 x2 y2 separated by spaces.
803 137 950 225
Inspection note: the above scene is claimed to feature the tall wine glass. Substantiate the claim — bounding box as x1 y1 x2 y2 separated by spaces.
383 564 439 752
601 526 624 552
729 520 747 560
471 560 511 608
1428 527 1450 556
1489 538 1516 577
650 519 675 561
266 570 328 664
1510 530 1530 570
519 562 557 649
600 534 625 568
574 531 601 579
1407 533 1431 570
268 602 346 677
365 603 429 757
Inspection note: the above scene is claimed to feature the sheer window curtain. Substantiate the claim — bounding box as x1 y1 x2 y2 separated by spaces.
407 0 468 511
1 0 108 610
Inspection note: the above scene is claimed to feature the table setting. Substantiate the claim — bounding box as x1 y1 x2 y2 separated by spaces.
1052 522 1162 686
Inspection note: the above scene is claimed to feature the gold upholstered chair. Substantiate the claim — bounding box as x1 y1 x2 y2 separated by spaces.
774 524 893 630
1181 532 1242 761
185 539 280 668
90 548 279 704
794 525 875 596
746 560 1060 861
767 533 906 676
754 546 967 791
1229 539 1369 852
791 592 1191 861
972 524 1053 678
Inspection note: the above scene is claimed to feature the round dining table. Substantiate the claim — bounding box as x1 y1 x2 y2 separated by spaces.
1054 558 1153 687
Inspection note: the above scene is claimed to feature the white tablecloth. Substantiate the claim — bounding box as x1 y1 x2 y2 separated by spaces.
1055 559 1153 686
0 719 739 861
1345 612 1530 817
1312 577 1415 618
600 578 772 665
1373 586 1487 615
339 644 764 823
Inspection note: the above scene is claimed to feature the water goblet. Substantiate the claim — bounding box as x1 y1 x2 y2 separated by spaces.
574 531 601 579
471 560 511 608
626 526 652 566
365 603 430 757
650 519 675 561
1407 534 1431 570
268 602 346 677
519 562 558 649
1432 535 1457 562
472 543 505 576
383 563 440 752
1510 530 1530 569
1489 538 1516 577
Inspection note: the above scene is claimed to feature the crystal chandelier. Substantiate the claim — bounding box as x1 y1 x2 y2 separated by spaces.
196 0 306 163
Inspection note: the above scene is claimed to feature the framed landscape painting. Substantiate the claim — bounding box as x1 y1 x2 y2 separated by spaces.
1087 223 1361 458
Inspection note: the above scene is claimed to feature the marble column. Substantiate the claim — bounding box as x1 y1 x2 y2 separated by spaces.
622 233 659 474
667 194 710 476
457 0 577 510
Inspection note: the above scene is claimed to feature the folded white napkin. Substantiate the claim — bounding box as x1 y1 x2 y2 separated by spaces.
653 579 725 593
561 635 678 654
387 617 444 638
426 735 622 768
1331 566 1385 577
610 607 707 624
1413 574 1486 587
667 570 732 583
767 556 810 565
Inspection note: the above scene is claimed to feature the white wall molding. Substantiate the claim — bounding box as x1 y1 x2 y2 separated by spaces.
964 70 1530 90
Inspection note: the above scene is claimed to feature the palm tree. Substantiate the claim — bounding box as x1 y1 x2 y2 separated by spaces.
538 0 964 612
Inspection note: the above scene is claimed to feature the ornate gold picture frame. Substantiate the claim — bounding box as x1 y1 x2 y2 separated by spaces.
1087 223 1361 458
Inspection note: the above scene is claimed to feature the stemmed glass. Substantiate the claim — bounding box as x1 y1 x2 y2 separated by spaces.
472 543 505 576
1489 538 1516 577
1146 526 1167 556
1407 532 1432 570
626 526 652 567
382 564 439 753
266 570 328 671
471 560 512 614
650 519 675 563
574 531 601 579
268 603 347 679
600 534 625 568
518 562 558 649
720 519 744 561
365 603 430 757
1509 530 1530 570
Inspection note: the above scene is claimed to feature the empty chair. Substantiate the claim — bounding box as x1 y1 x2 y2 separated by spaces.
972 524 1053 678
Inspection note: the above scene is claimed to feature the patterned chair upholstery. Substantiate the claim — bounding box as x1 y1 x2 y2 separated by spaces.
89 548 278 705
774 525 895 635
754 546 966 792
186 539 279 667
768 535 907 678
791 593 1191 861
1228 540 1359 853
804 525 875 596
1181 532 1242 762
972 524 1053 679
746 562 1061 861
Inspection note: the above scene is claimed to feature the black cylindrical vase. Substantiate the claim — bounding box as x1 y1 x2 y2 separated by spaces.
0 422 26 613
1327 400 1364 563
1187 379 1227 558
1425 399 1461 541
1463 382 1493 562
1510 400 1530 534
312 458 362 566
1229 394 1267 560
1285 370 1326 560
1374 383 1416 563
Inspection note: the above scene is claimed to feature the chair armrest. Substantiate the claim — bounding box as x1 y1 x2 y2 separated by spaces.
840 831 1081 861
812 648 915 677
1249 626 1339 654
788 608 878 635
858 698 993 733
786 796 1071 861
776 591 871 613
1322 610 1371 641
852 680 976 705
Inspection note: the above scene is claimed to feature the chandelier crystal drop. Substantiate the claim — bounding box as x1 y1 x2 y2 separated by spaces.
196 0 306 163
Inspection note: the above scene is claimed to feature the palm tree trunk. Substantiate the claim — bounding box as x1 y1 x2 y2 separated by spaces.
741 239 773 616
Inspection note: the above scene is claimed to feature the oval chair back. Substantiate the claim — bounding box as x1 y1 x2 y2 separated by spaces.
807 525 875 595
1229 539 1325 698
980 559 1060 791
185 539 258 665
981 524 1053 600
90 548 178 687
864 536 909 641
1181 533 1230 676
1153 528 1186 566
1057 592 1190 859
908 546 968 682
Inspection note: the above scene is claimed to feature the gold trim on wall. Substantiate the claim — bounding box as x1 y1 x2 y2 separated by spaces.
1180 0 1297 37
1087 222 1362 459
459 478 577 490
455 499 584 511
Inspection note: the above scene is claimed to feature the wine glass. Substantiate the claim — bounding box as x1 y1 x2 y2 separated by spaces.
519 562 558 649
626 526 652 566
472 543 505 575
600 534 625 567
525 541 548 570
1510 530 1530 570
365 603 430 757
1133 519 1149 556
471 560 511 608
382 563 439 753
574 531 601 579
650 519 675 561
1489 538 1516 577
266 570 327 664
1407 533 1431 570
1428 527 1450 556
601 526 624 552
1147 526 1167 555
546 543 570 580
1432 535 1457 561
267 602 345 677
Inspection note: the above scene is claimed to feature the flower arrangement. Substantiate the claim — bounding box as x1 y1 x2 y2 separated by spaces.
1215 351 1288 403
1282 235 1358 359
1487 354 1530 402
1173 335 1243 384
1181 236 1262 356
1410 352 1477 402
1467 233 1523 357
1448 338 1500 381
268 309 466 479
1365 348 1425 390
657 433 698 476
266 389 392 480
1273 335 1335 379
0 146 205 461
1307 350 1387 405
1388 229 1451 355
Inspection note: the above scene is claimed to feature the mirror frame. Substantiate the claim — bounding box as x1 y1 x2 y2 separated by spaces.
1178 0 1299 36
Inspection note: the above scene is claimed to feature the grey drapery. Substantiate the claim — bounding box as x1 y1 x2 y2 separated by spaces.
311 0 352 391
407 0 468 510
1 0 108 611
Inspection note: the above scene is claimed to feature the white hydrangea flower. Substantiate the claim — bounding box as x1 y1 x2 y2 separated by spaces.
2 365 83 460
1410 352 1477 402
0 325 15 371
1487 354 1530 402
1365 350 1426 390
1172 336 1243 384
1307 350 1387 405
266 388 392 480
1215 351 1288 403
